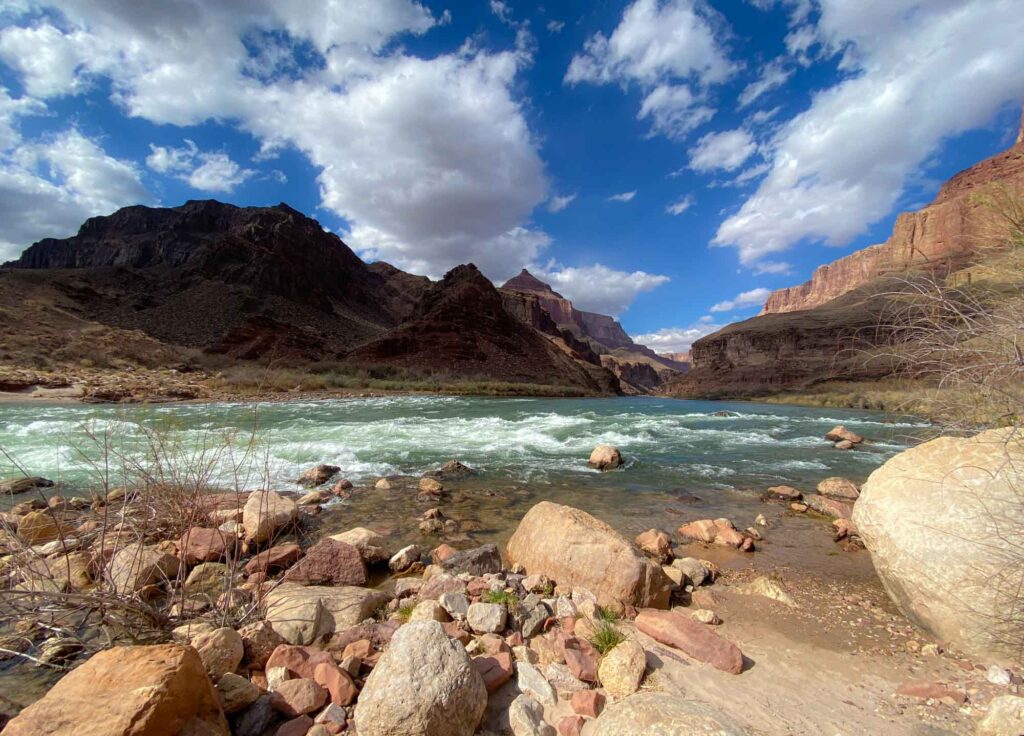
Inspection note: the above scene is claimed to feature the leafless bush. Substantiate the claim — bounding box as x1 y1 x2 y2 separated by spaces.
0 410 278 670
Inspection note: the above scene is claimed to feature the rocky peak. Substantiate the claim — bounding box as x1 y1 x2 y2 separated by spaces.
501 269 564 298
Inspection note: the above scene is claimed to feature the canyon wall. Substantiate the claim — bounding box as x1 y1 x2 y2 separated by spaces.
762 125 1024 314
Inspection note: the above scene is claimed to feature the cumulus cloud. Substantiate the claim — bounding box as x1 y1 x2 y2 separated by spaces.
608 190 636 202
709 286 771 312
533 262 669 316
689 128 757 172
0 128 149 260
547 193 577 213
146 140 254 193
665 194 693 215
0 0 551 279
565 0 732 139
715 0 1024 268
632 317 722 353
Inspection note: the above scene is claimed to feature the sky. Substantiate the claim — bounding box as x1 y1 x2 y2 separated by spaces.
0 0 1022 354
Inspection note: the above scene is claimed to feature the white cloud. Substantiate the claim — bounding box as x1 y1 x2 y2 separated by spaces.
146 140 254 193
715 0 1024 269
632 319 722 353
546 20 565 34
0 129 149 260
490 1 512 24
565 0 732 139
665 194 693 215
533 262 669 316
689 128 757 172
608 190 636 202
737 59 791 108
0 1 552 280
547 193 576 213
709 286 771 312
637 84 714 140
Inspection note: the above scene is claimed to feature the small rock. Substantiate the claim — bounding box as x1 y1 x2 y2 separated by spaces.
439 591 470 620
217 672 261 714
313 661 358 706
270 678 328 717
825 426 863 444
509 694 556 736
635 529 672 562
558 715 586 736
816 477 860 501
598 638 646 699
467 602 507 634
671 557 708 587
282 538 367 586
297 464 340 487
242 490 297 543
571 688 605 717
987 664 1013 686
517 661 557 705
192 626 244 679
895 681 966 704
410 599 450 623
389 544 423 572
691 608 721 625
473 651 514 694
276 714 314 736
741 576 797 607
766 485 802 500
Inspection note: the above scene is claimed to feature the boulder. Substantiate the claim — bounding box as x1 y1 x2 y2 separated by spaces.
265 644 335 680
816 477 860 500
107 543 180 595
264 583 390 645
2 644 229 736
598 638 646 699
242 490 297 543
329 527 390 565
853 428 1024 662
282 538 367 586
804 494 854 519
825 425 863 444
590 692 745 736
418 477 444 493
440 544 503 576
473 651 514 694
354 621 487 736
671 557 709 587
561 636 599 683
0 476 54 495
243 542 301 576
635 529 672 562
389 544 423 572
192 626 245 679
16 510 61 544
635 609 744 674
571 689 605 717
467 602 507 634
297 464 340 487
766 485 802 500
506 502 672 609
177 527 235 566
185 562 232 599
516 661 556 706
313 661 358 706
978 695 1024 736
270 678 328 717
216 672 261 714
588 445 622 470
508 695 556 736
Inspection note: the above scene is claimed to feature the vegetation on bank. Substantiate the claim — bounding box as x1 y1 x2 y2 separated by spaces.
207 361 597 398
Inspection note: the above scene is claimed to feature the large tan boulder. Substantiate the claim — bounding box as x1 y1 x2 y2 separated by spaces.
588 445 623 470
354 621 487 736
329 527 391 565
243 490 297 543
590 692 745 735
263 583 390 645
3 643 229 736
853 428 1024 663
505 502 672 609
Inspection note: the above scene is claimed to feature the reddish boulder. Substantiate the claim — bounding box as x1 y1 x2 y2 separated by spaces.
561 637 599 683
635 609 744 674
282 538 367 586
677 519 717 543
270 678 328 717
313 661 358 706
265 644 335 680
244 543 302 576
571 689 604 717
473 651 514 693
2 643 228 736
559 715 586 736
635 529 672 562
178 527 236 566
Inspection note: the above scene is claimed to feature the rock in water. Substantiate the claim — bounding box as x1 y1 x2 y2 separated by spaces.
0 476 53 494
243 490 297 543
590 692 746 735
297 464 340 487
853 428 1024 662
505 501 673 609
588 444 623 470
354 621 487 736
3 643 229 736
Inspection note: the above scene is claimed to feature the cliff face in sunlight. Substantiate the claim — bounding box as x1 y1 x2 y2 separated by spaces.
762 124 1024 315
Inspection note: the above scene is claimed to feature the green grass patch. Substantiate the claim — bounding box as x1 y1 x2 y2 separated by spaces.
483 589 520 607
589 621 626 655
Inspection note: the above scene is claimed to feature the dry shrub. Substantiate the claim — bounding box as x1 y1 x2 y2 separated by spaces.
0 412 281 671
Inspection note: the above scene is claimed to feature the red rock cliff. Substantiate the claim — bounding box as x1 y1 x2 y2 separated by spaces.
762 124 1024 314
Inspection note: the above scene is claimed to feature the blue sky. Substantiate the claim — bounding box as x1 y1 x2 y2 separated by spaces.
0 1 1021 353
